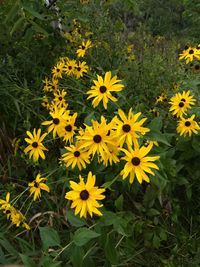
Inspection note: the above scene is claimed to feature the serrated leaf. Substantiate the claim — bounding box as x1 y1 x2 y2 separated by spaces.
39 227 60 250
73 227 100 246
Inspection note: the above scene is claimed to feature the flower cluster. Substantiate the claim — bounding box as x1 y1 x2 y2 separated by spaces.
179 45 200 64
0 193 30 230
169 90 200 137
22 38 160 220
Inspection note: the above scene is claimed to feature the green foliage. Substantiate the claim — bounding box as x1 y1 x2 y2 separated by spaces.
0 0 200 266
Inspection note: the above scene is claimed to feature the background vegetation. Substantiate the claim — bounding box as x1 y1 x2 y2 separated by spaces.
0 0 200 266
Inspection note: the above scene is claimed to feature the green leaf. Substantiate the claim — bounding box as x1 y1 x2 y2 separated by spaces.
19 254 37 267
73 227 100 246
70 245 84 267
40 256 62 267
0 237 18 256
102 174 119 189
148 117 163 131
23 5 45 20
29 20 49 36
147 208 160 217
10 17 25 36
66 210 86 227
39 227 60 250
146 130 171 146
114 194 123 211
13 99 21 116
104 233 118 264
0 247 6 264
84 111 95 125
4 1 20 23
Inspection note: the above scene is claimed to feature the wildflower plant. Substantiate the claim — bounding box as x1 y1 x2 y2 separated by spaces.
1 1 200 266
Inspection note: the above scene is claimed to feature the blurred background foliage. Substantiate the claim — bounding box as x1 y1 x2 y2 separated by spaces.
0 0 200 266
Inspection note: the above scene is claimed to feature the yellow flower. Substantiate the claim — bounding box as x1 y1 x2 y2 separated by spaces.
176 115 200 137
127 44 134 54
52 61 65 79
65 172 105 218
156 93 167 104
172 82 181 91
169 90 196 118
179 47 200 64
9 208 30 229
41 95 50 110
24 129 48 161
77 116 115 161
42 77 51 92
28 173 50 201
42 106 70 138
100 142 120 166
50 79 59 92
0 192 11 213
87 71 124 109
10 209 24 227
58 112 78 142
144 140 159 147
76 40 92 58
53 89 67 109
113 108 150 148
61 141 90 170
64 58 77 76
120 143 160 184
74 61 89 79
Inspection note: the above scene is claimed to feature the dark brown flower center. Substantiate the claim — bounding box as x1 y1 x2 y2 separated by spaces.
82 45 85 49
32 142 38 148
74 151 80 157
179 102 184 108
57 68 60 72
131 157 141 166
93 134 102 143
34 182 39 188
53 118 60 125
189 49 194 54
185 121 191 127
80 190 89 200
99 86 107 93
65 125 72 132
52 86 55 90
77 67 81 71
122 124 131 133
68 66 72 70
58 97 63 101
